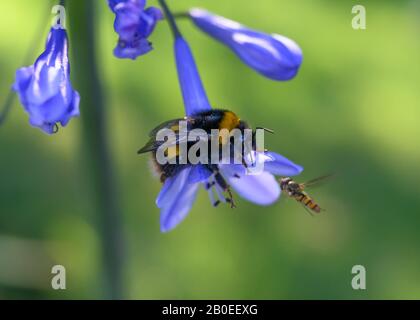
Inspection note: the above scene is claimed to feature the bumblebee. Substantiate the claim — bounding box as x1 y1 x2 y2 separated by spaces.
138 109 265 207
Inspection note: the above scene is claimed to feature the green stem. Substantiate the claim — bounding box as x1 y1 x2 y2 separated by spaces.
172 11 190 19
67 0 125 299
158 0 182 38
0 91 15 125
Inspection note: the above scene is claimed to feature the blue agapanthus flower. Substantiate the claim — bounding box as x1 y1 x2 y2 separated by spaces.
13 28 80 134
109 0 163 59
188 8 303 81
156 35 303 232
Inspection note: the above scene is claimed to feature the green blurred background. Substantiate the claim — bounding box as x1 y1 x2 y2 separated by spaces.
1 0 419 299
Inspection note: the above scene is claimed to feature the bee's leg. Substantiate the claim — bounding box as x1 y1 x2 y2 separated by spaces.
207 165 237 208
242 157 248 169
212 168 236 209
225 187 236 209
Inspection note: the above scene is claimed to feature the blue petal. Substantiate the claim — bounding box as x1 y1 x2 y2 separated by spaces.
220 165 281 205
29 93 67 125
13 66 34 106
114 38 153 60
189 8 303 81
60 91 80 127
156 168 200 232
175 37 212 116
108 0 145 13
13 28 79 134
263 152 303 176
189 165 212 184
141 7 164 37
112 1 162 60
114 1 143 40
25 63 62 105
144 6 164 21
156 168 191 208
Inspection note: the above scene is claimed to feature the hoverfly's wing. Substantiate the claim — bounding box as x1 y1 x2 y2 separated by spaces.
301 203 315 216
148 118 191 137
300 174 334 189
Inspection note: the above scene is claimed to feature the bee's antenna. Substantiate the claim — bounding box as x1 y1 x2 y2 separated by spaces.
256 127 275 134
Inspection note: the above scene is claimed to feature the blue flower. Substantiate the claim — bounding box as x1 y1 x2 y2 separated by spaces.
107 0 127 12
188 8 303 81
157 36 303 232
13 28 80 134
109 0 163 59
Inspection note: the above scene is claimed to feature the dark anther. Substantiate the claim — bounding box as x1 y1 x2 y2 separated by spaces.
53 123 59 134
205 181 216 190
213 200 221 207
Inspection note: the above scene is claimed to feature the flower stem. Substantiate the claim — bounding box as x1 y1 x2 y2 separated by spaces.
67 0 125 299
173 11 190 19
0 91 15 126
158 0 182 38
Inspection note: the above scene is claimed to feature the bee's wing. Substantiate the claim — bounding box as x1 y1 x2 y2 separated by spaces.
148 118 190 137
137 138 161 154
300 174 334 189
137 134 191 154
138 118 190 154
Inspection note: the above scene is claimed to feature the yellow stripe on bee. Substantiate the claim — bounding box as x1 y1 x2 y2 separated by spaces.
218 111 240 145
170 124 180 132
219 111 240 131
165 145 179 159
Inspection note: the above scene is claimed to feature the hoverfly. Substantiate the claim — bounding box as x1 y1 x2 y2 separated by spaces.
279 175 332 214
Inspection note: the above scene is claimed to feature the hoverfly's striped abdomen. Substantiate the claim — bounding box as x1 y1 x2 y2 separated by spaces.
295 193 321 213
